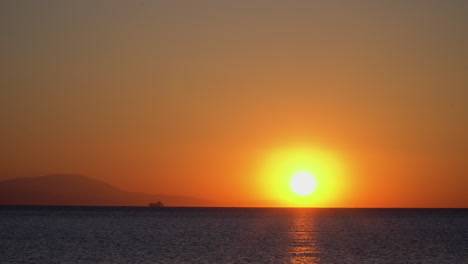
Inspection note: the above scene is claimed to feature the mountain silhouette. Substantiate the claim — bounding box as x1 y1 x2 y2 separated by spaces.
0 174 217 207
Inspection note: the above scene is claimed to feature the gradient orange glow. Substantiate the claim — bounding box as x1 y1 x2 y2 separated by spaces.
0 1 467 207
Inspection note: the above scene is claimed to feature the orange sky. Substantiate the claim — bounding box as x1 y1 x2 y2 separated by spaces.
0 0 467 207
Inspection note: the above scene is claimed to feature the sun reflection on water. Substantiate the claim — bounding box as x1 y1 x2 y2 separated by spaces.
288 210 321 264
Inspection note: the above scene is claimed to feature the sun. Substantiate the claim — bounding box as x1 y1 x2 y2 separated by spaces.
256 146 349 207
290 172 317 196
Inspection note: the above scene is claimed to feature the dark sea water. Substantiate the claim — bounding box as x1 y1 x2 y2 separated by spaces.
0 206 467 263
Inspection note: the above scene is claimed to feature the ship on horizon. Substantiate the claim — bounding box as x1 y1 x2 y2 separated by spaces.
149 201 164 207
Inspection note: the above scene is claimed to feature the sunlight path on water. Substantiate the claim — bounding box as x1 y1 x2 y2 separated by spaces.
287 210 320 264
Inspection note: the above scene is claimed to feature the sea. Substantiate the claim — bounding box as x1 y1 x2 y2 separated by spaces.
0 206 467 264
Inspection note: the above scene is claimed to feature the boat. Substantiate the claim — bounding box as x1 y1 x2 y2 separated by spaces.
149 201 164 207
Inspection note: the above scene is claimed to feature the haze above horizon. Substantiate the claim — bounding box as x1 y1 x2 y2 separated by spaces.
1 0 467 207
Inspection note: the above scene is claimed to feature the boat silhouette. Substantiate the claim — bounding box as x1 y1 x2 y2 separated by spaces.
149 201 164 207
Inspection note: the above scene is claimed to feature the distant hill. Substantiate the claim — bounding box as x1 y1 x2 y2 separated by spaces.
0 174 218 207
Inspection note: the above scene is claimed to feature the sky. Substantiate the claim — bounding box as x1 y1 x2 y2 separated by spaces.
1 0 467 207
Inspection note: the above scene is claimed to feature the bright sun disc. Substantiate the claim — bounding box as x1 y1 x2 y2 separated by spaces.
291 172 317 196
